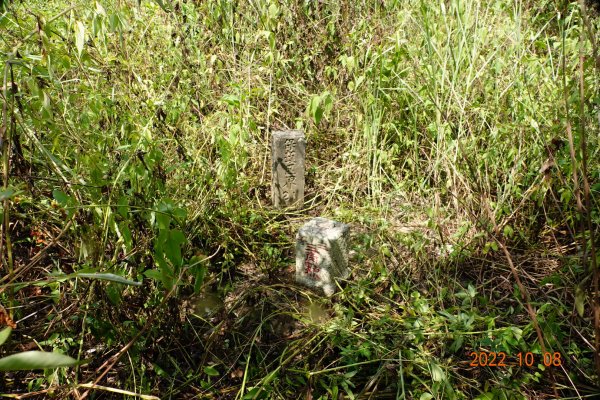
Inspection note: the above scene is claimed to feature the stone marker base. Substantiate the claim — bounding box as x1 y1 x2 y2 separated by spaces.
295 217 350 296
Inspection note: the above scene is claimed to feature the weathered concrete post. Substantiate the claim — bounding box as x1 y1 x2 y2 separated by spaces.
271 130 305 208
296 217 350 296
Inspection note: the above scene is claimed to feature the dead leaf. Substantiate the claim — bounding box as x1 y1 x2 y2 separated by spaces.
539 158 555 175
0 305 17 329
230 368 244 379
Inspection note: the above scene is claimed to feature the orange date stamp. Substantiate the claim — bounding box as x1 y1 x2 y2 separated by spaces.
467 351 563 367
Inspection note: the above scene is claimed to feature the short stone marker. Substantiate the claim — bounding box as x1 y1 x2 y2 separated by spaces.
271 130 305 208
296 217 350 296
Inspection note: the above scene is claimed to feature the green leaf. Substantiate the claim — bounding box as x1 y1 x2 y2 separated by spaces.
155 200 176 230
0 188 17 202
268 3 279 19
117 196 129 218
0 327 11 346
52 189 69 206
575 285 585 318
204 365 219 376
75 21 85 57
243 388 264 400
420 394 433 400
164 229 186 267
221 94 240 107
0 351 79 371
189 256 207 294
467 284 476 298
105 283 122 305
320 91 333 115
152 0 172 12
74 273 142 286
308 95 323 125
42 91 53 119
118 222 133 251
430 361 445 382
144 269 163 282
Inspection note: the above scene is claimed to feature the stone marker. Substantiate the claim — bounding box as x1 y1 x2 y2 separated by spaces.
296 217 350 296
271 130 305 208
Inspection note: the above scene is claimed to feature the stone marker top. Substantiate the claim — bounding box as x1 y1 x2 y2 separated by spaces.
272 130 304 138
298 217 348 243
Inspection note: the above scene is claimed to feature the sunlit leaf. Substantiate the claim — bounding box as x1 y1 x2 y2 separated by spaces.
430 361 445 382
75 21 85 57
575 285 585 318
0 351 79 371
0 327 11 346
74 273 142 286
308 95 322 125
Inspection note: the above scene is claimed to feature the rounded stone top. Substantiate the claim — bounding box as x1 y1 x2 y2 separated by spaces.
298 217 349 240
272 130 305 139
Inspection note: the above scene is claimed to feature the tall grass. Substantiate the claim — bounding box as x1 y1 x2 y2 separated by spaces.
0 0 598 398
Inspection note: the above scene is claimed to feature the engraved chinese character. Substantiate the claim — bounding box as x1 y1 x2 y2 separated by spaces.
283 138 297 201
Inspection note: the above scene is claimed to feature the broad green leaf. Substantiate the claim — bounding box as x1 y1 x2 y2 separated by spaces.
144 269 163 282
0 351 79 371
52 189 69 206
75 21 85 57
308 95 322 125
204 365 219 376
105 283 122 305
467 284 476 298
0 327 11 345
268 3 279 19
575 285 585 318
155 200 176 230
321 91 333 115
221 94 240 107
0 188 17 202
430 361 445 382
146 255 174 289
163 229 186 267
420 394 433 400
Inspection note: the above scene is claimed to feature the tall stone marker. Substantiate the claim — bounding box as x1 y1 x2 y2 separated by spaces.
272 130 305 208
296 217 350 296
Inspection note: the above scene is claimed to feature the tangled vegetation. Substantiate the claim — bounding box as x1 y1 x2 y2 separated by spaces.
1 0 599 398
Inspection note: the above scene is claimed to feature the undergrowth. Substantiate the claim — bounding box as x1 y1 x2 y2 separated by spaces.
0 0 599 399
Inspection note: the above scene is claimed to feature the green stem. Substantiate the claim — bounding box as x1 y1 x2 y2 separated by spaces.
1 60 14 314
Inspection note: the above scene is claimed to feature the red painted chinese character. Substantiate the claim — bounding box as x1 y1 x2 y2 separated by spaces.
304 244 321 278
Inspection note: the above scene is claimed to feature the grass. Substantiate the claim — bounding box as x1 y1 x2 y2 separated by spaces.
0 0 599 398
